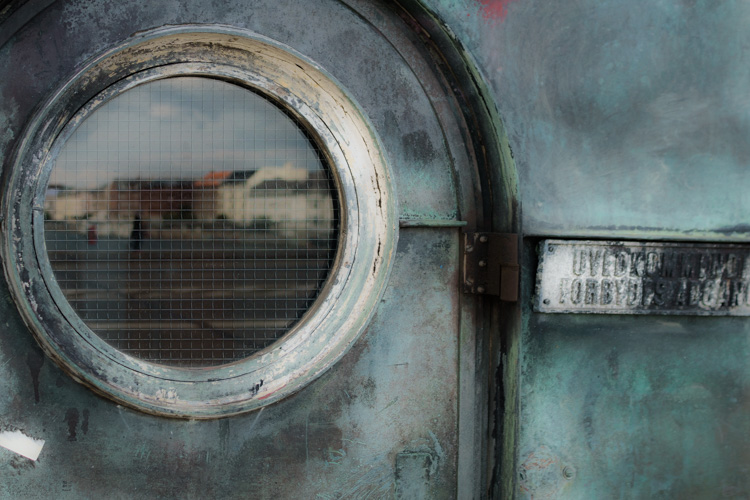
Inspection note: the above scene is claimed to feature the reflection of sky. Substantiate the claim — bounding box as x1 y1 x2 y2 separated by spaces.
51 77 324 189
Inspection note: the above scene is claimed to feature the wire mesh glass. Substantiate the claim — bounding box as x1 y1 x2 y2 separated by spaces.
42 77 340 367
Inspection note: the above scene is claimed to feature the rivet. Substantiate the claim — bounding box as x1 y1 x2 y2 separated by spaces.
562 465 575 480
466 245 474 253
479 235 488 243
477 286 486 293
548 244 555 253
478 260 487 267
543 299 551 305
465 277 474 286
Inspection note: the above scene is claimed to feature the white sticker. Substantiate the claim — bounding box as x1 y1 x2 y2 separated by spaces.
0 430 45 461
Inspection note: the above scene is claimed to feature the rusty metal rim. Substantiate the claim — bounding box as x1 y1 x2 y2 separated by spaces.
2 25 398 417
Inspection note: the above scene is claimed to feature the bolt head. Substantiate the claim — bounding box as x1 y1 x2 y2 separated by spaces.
478 260 487 267
477 286 486 293
479 235 488 243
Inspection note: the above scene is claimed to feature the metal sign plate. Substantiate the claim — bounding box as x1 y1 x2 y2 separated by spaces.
535 240 750 315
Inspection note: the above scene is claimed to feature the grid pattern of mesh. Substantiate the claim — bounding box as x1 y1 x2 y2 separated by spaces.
43 77 339 367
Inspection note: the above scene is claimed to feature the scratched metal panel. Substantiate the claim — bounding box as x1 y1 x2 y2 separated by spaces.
511 239 750 500
0 229 458 498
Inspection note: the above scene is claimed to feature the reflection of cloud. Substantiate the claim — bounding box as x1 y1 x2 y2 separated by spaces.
48 77 327 190
49 146 325 188
149 103 180 119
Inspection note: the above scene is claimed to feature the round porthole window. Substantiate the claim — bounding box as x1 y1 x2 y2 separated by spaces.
2 27 396 417
45 76 340 368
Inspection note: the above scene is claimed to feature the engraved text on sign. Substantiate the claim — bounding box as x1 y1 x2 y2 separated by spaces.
535 240 750 315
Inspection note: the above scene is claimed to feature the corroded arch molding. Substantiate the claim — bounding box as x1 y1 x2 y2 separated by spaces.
388 0 519 232
378 3 521 498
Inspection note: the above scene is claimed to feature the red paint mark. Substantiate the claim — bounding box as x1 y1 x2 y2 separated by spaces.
476 0 516 23
257 384 285 400
523 451 557 470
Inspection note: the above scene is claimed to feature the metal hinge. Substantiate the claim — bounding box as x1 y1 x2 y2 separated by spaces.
462 232 519 301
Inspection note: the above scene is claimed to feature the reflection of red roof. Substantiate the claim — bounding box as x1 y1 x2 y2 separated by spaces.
194 170 232 187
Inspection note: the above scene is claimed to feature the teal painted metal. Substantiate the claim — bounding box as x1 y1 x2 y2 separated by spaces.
428 0 750 240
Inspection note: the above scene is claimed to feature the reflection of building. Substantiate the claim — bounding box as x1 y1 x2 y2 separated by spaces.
193 170 249 221
45 179 193 222
211 165 334 237
106 179 193 220
45 165 335 240
44 186 108 220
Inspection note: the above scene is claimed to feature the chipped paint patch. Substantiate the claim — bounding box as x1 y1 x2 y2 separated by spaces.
0 430 44 461
153 388 179 402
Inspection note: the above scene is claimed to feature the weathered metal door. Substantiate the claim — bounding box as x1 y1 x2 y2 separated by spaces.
0 1 509 498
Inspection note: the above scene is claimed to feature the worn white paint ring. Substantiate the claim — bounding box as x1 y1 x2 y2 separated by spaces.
2 26 397 417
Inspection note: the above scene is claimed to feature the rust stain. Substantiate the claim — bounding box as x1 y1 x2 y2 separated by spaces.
82 409 90 435
25 350 44 403
519 446 566 499
64 408 79 441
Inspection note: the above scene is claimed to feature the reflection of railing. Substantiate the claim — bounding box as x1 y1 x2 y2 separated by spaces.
47 246 335 366
45 221 336 247
43 166 339 365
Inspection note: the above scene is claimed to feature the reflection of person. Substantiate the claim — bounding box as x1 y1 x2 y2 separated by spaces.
87 224 97 245
130 214 143 251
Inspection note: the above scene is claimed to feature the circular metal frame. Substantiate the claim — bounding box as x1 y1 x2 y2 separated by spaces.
2 26 397 418
39 69 342 367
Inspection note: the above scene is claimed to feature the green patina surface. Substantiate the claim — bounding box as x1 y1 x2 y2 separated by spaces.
430 0 750 239
424 0 750 497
